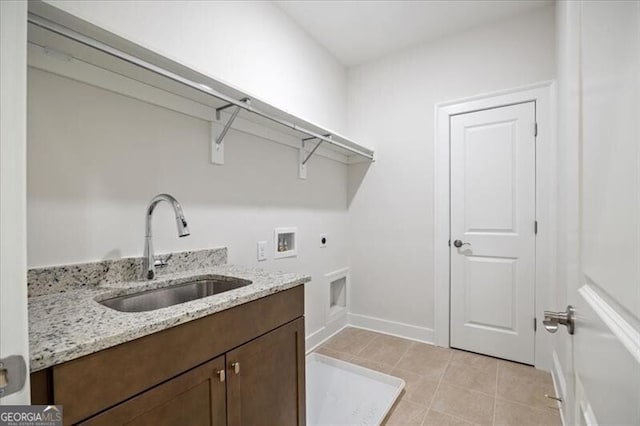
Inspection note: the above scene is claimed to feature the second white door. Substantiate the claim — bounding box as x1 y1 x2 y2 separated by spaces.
450 101 536 364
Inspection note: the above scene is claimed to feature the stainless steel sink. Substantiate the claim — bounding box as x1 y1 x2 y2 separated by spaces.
99 277 252 312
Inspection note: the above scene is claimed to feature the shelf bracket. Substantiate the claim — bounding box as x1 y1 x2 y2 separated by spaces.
211 98 250 165
299 134 330 179
299 141 307 179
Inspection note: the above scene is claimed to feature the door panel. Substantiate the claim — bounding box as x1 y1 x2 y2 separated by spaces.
572 1 640 424
82 356 227 426
450 102 536 364
465 256 517 331
574 285 639 425
227 318 306 426
580 1 639 316
464 121 517 232
0 0 30 405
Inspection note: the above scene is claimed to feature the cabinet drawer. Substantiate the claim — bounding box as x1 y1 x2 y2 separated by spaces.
52 285 303 424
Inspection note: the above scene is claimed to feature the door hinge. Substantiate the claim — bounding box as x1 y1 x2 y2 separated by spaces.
534 122 538 137
534 221 538 235
534 317 537 332
448 240 451 247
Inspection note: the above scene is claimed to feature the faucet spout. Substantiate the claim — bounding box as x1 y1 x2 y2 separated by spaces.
143 194 190 280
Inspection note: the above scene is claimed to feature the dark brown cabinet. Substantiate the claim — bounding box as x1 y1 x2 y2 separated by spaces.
81 356 227 426
227 318 305 426
31 286 305 426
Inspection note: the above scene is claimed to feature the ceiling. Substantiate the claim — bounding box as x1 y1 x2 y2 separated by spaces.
275 0 553 67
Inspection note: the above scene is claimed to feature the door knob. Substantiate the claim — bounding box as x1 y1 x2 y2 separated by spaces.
543 305 575 335
231 362 240 374
453 240 471 248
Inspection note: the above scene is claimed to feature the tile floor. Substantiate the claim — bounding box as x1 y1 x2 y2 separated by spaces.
314 327 561 426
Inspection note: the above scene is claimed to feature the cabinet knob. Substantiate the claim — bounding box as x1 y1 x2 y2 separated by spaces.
217 369 225 382
231 362 240 374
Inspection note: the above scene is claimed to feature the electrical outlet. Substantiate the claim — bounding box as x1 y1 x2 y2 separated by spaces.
257 241 267 261
320 234 327 248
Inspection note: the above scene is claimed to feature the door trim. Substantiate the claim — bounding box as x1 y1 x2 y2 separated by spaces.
434 81 555 369
0 0 30 404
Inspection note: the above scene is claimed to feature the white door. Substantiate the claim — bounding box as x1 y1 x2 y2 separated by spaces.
569 1 640 424
0 0 30 404
450 102 536 364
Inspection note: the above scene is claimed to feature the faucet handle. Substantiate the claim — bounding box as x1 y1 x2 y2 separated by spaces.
154 253 173 268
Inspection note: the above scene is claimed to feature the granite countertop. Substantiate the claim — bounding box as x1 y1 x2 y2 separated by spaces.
28 252 310 372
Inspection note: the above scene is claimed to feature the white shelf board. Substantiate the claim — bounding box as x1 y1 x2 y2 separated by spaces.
26 44 351 166
27 1 374 165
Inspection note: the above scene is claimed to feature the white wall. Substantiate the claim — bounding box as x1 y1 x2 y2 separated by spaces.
29 0 351 343
43 0 348 134
346 6 556 338
26 68 349 342
29 1 558 347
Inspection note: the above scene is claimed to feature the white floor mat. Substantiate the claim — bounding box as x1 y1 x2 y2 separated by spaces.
306 353 405 425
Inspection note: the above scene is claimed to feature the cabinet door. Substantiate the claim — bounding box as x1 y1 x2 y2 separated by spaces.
81 356 226 426
227 318 306 426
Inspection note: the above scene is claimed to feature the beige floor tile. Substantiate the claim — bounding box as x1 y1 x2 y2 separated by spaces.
383 398 428 425
317 330 562 425
430 383 495 425
314 346 353 362
390 368 439 406
498 360 550 381
350 356 394 374
359 334 412 366
494 399 561 426
450 350 498 373
496 361 556 409
396 343 452 381
322 327 378 356
441 362 497 395
374 334 414 347
423 410 474 425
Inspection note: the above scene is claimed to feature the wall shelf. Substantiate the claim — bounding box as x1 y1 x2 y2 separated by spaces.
26 2 375 175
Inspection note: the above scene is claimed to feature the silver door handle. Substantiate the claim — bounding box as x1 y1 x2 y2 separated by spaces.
453 240 471 248
543 305 575 335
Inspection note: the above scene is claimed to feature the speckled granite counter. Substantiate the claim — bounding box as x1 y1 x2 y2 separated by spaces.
28 250 310 372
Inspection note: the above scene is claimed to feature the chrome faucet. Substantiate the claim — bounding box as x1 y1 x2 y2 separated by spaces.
143 194 190 280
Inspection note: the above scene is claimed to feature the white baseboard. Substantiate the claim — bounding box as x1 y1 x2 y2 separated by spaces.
305 316 349 354
305 312 434 355
551 349 567 426
348 313 435 344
